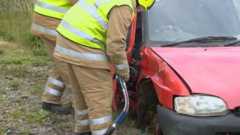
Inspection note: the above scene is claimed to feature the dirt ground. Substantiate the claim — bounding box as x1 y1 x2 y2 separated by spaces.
0 41 149 135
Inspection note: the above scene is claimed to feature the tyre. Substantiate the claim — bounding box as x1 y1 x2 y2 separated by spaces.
136 80 158 130
155 121 163 135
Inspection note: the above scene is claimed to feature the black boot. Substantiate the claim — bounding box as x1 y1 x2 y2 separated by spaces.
74 132 91 135
42 102 73 115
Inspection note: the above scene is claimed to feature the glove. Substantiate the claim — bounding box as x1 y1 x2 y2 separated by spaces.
115 64 130 82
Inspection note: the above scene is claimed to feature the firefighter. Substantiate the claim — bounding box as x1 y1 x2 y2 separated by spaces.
53 0 155 134
31 0 78 114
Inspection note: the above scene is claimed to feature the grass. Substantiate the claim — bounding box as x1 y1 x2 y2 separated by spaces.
0 0 32 43
0 0 47 56
0 1 72 134
25 110 50 124
0 1 147 134
0 42 50 79
0 42 145 135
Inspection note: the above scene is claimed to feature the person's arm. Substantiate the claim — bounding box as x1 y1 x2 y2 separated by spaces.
106 6 133 81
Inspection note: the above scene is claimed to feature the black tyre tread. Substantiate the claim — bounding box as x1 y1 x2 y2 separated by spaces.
136 80 158 130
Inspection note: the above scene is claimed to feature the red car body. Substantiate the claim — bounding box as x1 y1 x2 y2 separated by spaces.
114 6 240 134
139 47 240 110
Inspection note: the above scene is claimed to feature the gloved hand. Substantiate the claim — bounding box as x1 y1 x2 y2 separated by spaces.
115 64 130 82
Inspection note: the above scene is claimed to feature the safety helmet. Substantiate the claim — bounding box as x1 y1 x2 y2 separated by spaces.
138 0 155 10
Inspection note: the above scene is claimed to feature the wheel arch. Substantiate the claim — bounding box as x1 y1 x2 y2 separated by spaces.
137 77 162 105
136 78 160 129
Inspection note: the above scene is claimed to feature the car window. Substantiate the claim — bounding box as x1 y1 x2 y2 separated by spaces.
143 0 240 45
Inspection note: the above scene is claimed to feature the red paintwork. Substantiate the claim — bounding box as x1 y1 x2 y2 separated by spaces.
151 47 240 109
138 47 190 109
114 12 240 113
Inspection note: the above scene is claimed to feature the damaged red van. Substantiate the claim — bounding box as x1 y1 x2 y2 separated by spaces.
122 0 240 135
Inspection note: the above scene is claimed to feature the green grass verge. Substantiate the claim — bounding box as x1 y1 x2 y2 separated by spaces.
0 1 48 57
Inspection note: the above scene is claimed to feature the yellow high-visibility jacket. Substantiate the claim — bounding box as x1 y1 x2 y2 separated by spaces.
57 0 133 50
34 0 72 19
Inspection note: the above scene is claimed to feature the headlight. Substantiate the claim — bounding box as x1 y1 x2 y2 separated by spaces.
174 95 228 116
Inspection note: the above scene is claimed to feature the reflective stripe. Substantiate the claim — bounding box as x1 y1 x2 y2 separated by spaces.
92 128 108 135
95 0 111 7
91 115 112 125
36 1 68 14
76 109 88 116
116 64 129 70
79 119 89 126
61 20 103 45
77 115 111 126
46 88 62 96
32 23 58 37
55 45 108 61
78 1 108 29
48 77 64 88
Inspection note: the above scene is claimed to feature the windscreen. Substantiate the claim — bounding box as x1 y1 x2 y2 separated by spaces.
145 0 240 43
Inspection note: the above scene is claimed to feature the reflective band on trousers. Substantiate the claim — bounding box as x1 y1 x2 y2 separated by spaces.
78 115 112 126
75 109 88 116
48 77 64 88
46 87 62 96
32 23 58 37
92 128 108 135
116 64 129 70
78 119 89 126
55 45 108 61
77 1 108 29
91 115 112 125
61 20 103 46
36 1 68 14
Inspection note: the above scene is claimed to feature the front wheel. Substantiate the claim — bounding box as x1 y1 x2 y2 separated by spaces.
136 80 158 130
155 118 164 135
